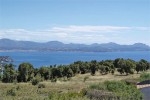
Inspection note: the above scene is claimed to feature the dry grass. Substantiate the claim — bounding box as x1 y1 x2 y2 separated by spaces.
0 71 149 100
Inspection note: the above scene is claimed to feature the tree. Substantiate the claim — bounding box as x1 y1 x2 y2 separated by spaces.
99 65 109 75
62 66 74 78
101 60 115 73
117 59 135 75
69 64 80 75
113 58 123 68
17 62 34 82
39 66 50 80
2 64 17 83
74 61 90 74
90 60 97 75
0 56 13 80
51 67 60 78
136 59 150 73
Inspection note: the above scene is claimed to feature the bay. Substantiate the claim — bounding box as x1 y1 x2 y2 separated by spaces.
140 87 150 100
0 51 150 68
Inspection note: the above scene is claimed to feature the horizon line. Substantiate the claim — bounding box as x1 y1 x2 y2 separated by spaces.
0 38 150 46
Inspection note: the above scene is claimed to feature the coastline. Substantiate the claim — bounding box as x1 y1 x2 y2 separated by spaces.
137 84 150 89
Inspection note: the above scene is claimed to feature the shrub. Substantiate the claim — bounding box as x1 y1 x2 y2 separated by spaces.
32 78 39 85
51 77 57 82
16 85 20 90
139 73 150 82
6 88 16 96
89 81 143 100
49 91 88 100
83 76 89 82
38 83 46 88
111 70 115 75
124 79 138 85
86 89 116 100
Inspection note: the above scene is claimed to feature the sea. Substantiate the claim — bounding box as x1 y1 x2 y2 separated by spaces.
0 51 150 68
140 87 150 100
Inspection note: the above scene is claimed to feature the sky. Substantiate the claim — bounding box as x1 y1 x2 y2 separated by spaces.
0 0 150 45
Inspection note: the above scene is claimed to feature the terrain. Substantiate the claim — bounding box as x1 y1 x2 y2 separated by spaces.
0 38 150 52
0 71 149 100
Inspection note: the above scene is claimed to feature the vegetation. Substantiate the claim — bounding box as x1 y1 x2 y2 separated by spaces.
89 81 143 100
139 72 150 82
0 58 149 100
48 91 88 100
1 58 149 83
0 71 149 100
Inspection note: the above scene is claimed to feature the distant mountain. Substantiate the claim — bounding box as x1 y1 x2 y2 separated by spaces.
0 38 150 52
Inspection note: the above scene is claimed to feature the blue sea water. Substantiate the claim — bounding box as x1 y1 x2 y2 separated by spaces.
140 87 150 100
0 51 150 68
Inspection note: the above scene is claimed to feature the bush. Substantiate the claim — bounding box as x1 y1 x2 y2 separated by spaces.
89 81 143 100
51 77 57 82
86 89 116 100
49 91 88 100
139 73 150 82
124 79 138 85
38 83 46 88
32 78 39 85
83 76 89 82
6 88 16 96
16 85 20 90
111 70 115 75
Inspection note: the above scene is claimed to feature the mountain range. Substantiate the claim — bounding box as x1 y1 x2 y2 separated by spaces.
0 38 150 52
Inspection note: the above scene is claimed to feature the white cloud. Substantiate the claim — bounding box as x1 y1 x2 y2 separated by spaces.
51 25 131 33
0 25 149 45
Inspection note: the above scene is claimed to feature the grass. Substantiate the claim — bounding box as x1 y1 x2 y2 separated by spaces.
0 71 149 100
88 81 143 100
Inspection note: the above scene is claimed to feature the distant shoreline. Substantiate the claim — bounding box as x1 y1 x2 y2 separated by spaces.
1 50 150 53
0 50 37 52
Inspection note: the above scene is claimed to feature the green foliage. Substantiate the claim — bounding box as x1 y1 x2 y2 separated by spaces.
16 85 20 90
18 62 34 82
117 59 136 75
139 73 150 82
86 89 115 100
39 66 50 80
51 77 57 82
136 59 150 73
32 78 39 85
90 60 97 75
74 61 90 74
0 58 149 84
69 64 80 75
83 76 89 82
89 83 107 90
63 67 74 78
6 88 16 96
99 65 109 75
111 69 115 75
2 64 17 83
124 79 138 85
49 91 87 100
38 83 46 88
89 81 143 100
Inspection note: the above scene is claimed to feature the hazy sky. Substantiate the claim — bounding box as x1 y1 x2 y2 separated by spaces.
0 0 150 45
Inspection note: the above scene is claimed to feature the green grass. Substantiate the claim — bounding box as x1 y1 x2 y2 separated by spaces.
139 72 150 82
0 71 149 100
88 81 143 100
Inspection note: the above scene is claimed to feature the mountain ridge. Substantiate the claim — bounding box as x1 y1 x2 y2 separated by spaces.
0 38 150 52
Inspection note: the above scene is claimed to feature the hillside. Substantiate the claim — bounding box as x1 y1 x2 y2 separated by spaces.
0 38 150 52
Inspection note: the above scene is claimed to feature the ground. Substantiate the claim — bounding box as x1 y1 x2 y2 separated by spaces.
0 71 149 100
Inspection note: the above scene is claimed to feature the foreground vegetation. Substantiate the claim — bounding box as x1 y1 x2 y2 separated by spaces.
0 58 150 100
0 72 150 100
